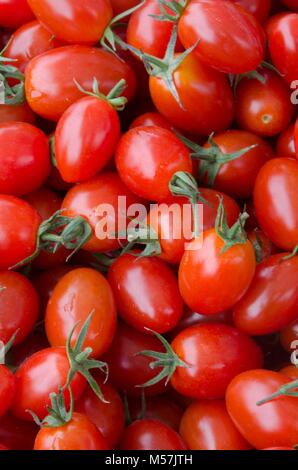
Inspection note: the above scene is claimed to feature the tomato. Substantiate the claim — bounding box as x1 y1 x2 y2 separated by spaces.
55 95 121 183
76 373 125 449
0 196 41 270
101 322 168 396
0 366 15 418
169 309 233 339
28 0 112 45
25 46 136 121
4 21 64 73
0 122 50 196
0 102 35 124
149 52 235 136
0 271 39 345
11 347 86 421
236 70 295 137
0 0 34 29
230 0 272 23
178 0 265 74
129 112 172 130
179 400 252 450
110 0 139 15
247 229 277 263
119 419 187 450
267 13 298 85
280 0 298 9
169 323 263 399
226 370 298 449
280 320 298 352
279 365 298 381
34 412 109 450
0 413 38 450
254 158 298 251
62 172 144 253
0 444 8 450
295 118 298 160
108 254 183 334
116 126 192 201
276 124 296 159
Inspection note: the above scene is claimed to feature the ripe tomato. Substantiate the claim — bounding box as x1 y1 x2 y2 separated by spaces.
276 124 296 159
279 365 298 380
0 196 41 270
235 70 295 137
115 126 192 201
28 0 112 45
230 0 272 23
0 102 35 124
149 53 235 136
169 309 233 339
0 366 15 418
0 271 39 345
76 373 125 449
226 370 298 449
0 122 50 196
62 172 144 253
34 412 109 450
129 112 172 130
25 46 136 121
170 323 263 399
254 158 298 251
0 413 38 450
179 400 252 450
0 0 34 29
45 268 117 358
119 419 187 450
178 0 265 74
280 320 298 352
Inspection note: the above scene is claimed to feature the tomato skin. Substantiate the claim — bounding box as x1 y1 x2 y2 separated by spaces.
11 347 86 421
276 124 296 159
180 400 252 450
108 254 183 334
230 0 272 23
34 412 109 450
45 268 117 358
116 126 192 201
55 96 120 183
226 370 298 449
178 0 265 74
280 0 298 9
254 158 298 251
129 112 172 131
170 323 263 400
149 53 235 136
28 0 112 45
0 413 38 450
25 46 136 121
76 373 125 449
111 0 139 15
279 365 298 380
0 366 15 418
62 172 144 253
0 0 34 29
128 395 183 432
119 419 187 450
233 254 298 336
169 309 233 339
0 102 35 124
280 320 298 352
0 196 41 270
236 70 294 137
0 271 39 345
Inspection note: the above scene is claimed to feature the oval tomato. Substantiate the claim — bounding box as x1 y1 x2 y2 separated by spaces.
129 112 172 130
230 0 272 23
276 124 296 159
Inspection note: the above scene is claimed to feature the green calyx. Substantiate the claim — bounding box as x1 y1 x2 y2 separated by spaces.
29 387 74 428
229 61 282 93
137 330 189 388
74 77 128 111
215 198 249 253
0 41 25 105
282 244 298 262
149 0 187 22
250 230 264 264
49 135 57 168
120 223 162 259
176 131 257 187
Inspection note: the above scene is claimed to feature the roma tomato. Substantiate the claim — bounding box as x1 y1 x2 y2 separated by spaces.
0 271 39 345
233 254 298 336
226 370 298 449
129 112 172 130
108 254 183 334
0 366 15 418
230 0 272 23
25 46 136 121
179 400 252 450
178 0 265 73
0 102 35 124
0 413 38 450
45 268 117 358
254 158 298 251
115 126 192 201
0 122 50 196
0 0 34 29
27 0 112 45
119 419 187 450
276 124 296 159
280 320 298 352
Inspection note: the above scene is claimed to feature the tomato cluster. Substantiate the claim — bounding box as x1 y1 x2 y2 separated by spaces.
0 0 297 452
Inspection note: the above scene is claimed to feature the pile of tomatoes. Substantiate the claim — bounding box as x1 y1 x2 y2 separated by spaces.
0 0 297 452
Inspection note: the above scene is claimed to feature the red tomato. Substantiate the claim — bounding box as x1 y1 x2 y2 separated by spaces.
11 347 86 421
169 309 233 339
34 412 109 450
119 419 187 450
294 118 298 160
180 400 252 450
0 366 15 418
230 0 272 23
115 126 192 201
0 0 34 29
279 365 298 381
280 0 298 9
235 70 295 137
25 46 136 121
276 124 296 159
28 0 112 45
129 112 172 130
108 254 183 334
178 0 265 74
76 373 125 449
0 413 38 450
110 0 139 15
254 158 298 251
226 370 298 449
280 320 298 352
0 271 39 345
0 196 41 270
0 102 35 124
170 323 263 399
0 122 50 196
